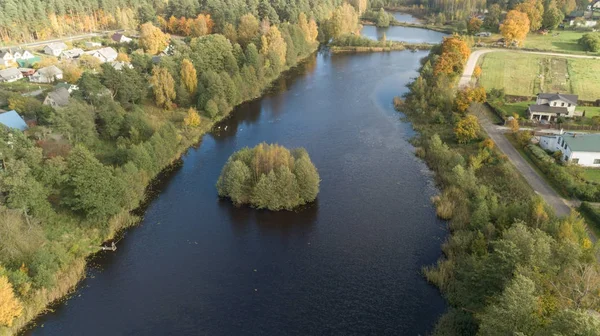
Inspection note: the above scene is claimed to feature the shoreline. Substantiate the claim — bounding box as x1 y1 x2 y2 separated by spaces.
6 48 319 336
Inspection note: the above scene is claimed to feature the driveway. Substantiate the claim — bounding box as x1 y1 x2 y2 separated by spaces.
477 110 572 217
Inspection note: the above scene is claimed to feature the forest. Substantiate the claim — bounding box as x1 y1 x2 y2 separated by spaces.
0 0 363 332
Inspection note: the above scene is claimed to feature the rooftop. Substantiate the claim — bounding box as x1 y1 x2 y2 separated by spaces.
0 110 27 131
46 42 67 50
562 133 600 153
0 67 22 79
46 87 70 106
529 105 569 114
538 93 578 105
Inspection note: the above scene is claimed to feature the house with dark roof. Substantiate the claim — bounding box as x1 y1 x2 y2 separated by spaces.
528 93 578 121
0 67 23 82
0 110 28 131
43 87 70 107
111 33 132 43
540 132 600 166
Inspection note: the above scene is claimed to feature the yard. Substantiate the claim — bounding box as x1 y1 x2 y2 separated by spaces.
478 51 600 101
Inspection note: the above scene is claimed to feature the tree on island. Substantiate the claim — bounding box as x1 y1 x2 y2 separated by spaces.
217 143 320 211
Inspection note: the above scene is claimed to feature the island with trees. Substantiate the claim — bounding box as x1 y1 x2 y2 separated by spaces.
217 143 320 211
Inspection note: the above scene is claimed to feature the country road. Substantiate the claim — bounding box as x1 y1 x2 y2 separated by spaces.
458 49 600 88
1 30 121 50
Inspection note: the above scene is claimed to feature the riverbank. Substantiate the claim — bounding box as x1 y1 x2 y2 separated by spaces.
362 20 455 34
398 37 600 334
3 47 319 336
330 41 433 53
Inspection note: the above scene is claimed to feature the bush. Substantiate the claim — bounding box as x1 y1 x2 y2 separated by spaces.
578 32 600 52
216 143 320 210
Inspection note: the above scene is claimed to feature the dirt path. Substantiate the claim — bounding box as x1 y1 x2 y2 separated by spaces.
459 49 600 88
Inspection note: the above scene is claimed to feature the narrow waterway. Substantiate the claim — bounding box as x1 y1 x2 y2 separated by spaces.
26 30 447 336
390 11 421 24
361 23 446 43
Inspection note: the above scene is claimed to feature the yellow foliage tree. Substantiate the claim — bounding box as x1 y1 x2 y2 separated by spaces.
184 108 201 127
500 10 530 46
455 86 486 113
508 118 520 133
190 14 214 37
167 16 179 34
34 57 58 70
149 66 176 109
298 13 319 44
0 276 23 327
139 22 171 55
180 59 197 95
116 52 130 62
454 115 481 144
59 62 83 83
261 26 287 66
516 0 544 32
330 3 360 38
473 65 482 78
467 17 483 34
237 13 260 46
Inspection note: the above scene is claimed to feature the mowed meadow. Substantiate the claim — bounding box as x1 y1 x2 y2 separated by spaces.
477 51 600 101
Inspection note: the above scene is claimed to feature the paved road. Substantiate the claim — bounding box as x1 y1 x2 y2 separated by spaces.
459 49 600 88
477 110 572 217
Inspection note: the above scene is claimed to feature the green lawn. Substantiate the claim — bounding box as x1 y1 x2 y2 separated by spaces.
503 101 531 119
583 168 600 183
479 51 600 101
523 30 593 53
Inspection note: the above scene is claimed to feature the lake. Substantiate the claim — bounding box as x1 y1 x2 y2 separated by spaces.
25 32 448 336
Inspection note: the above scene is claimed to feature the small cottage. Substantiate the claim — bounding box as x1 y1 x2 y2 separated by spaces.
0 50 14 67
0 67 24 82
30 65 63 83
43 87 70 108
85 41 102 48
44 42 68 57
109 61 133 71
85 47 118 63
111 33 133 43
60 48 85 60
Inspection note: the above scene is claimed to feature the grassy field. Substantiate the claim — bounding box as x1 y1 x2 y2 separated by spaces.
523 30 591 53
479 51 600 101
583 168 600 183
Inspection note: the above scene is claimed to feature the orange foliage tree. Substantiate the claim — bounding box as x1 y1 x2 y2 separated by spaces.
434 35 471 76
455 86 487 113
0 276 23 327
500 10 530 46
473 65 482 78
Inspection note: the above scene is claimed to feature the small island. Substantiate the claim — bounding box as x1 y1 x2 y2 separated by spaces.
217 143 320 211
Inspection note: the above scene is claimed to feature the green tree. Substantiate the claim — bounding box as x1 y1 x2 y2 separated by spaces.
454 115 480 144
579 33 600 52
376 8 390 28
62 145 123 220
543 2 565 29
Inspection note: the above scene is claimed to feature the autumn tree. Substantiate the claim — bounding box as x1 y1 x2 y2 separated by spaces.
149 66 176 109
500 10 530 46
434 36 471 76
516 0 544 32
467 17 483 35
190 14 213 37
473 65 482 78
180 59 197 95
0 276 22 327
116 52 130 62
184 107 201 127
139 22 171 55
237 13 260 46
349 0 368 14
454 115 481 144
59 62 83 83
330 3 360 39
261 25 287 69
455 86 486 113
298 13 318 44
508 118 520 133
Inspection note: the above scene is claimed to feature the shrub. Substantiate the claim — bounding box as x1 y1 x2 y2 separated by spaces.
217 143 320 210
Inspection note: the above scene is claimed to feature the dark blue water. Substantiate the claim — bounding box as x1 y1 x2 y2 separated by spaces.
26 50 447 336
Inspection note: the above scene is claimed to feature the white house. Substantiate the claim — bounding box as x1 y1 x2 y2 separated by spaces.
5 48 35 60
570 19 598 27
111 33 132 43
528 93 578 121
540 132 600 166
85 47 118 63
44 42 68 57
109 61 133 71
30 65 63 83
0 50 14 67
0 67 23 82
60 48 85 60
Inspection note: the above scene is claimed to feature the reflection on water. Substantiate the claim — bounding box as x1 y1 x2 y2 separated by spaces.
390 11 420 23
361 25 447 43
26 50 447 336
